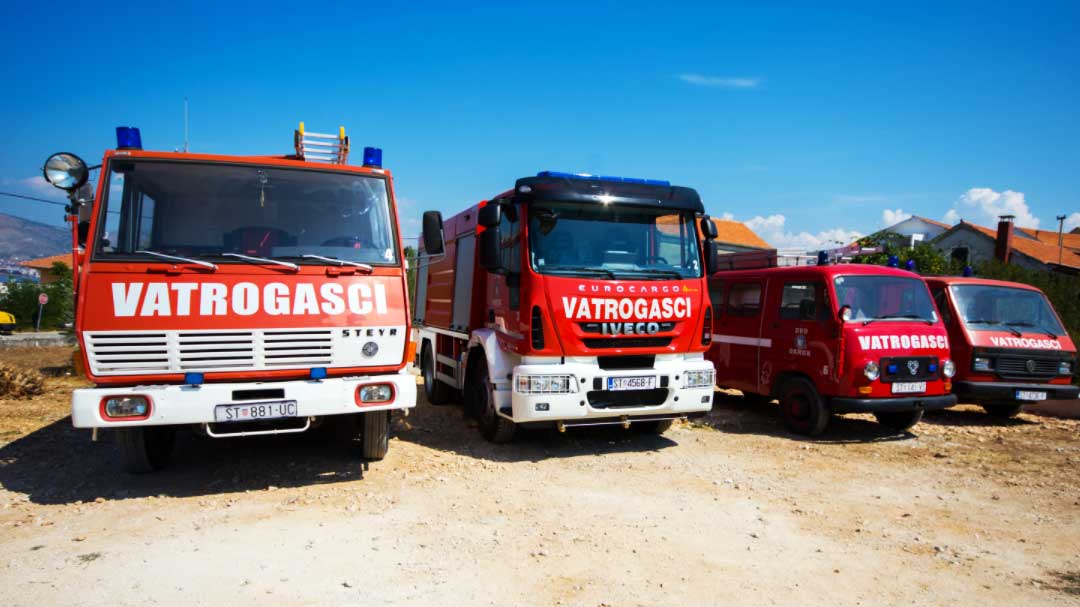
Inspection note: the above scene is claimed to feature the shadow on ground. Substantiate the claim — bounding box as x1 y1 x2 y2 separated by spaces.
0 418 369 506
921 406 1040 428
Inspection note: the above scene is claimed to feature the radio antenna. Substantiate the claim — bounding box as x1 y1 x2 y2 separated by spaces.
183 97 189 153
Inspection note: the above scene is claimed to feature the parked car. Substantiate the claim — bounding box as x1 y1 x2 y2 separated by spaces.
0 310 15 334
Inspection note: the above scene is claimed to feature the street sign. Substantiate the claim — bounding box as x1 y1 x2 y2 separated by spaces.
38 293 49 305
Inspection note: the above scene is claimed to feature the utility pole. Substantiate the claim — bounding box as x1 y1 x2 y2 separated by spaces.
1057 215 1066 265
184 97 189 153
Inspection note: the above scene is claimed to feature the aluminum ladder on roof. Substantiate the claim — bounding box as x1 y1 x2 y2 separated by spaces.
293 122 350 164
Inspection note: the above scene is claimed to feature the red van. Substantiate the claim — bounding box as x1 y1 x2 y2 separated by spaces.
925 277 1078 417
707 261 956 435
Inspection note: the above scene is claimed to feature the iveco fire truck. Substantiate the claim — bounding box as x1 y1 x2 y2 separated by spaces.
415 171 720 442
706 252 957 435
41 125 416 472
926 276 1077 417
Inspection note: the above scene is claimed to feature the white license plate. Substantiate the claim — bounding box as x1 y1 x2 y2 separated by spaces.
214 400 298 423
607 376 656 391
1015 390 1047 401
891 382 926 394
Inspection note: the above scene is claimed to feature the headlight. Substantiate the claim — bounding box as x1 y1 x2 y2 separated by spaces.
684 369 715 389
1061 361 1074 375
973 357 993 372
357 384 394 404
864 361 880 381
942 360 956 378
43 152 89 191
101 395 150 419
515 375 575 394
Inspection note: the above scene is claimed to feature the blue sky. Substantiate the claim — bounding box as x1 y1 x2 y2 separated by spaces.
2 1 1078 249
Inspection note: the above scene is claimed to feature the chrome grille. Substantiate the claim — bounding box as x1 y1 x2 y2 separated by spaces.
86 332 169 373
263 329 333 367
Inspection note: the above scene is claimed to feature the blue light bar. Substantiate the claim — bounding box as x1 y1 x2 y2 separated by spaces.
116 126 142 150
537 170 670 187
184 372 204 385
310 367 328 380
362 147 382 168
928 364 938 373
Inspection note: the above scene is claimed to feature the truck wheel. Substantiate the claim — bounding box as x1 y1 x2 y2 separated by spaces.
421 341 453 405
982 403 1023 418
116 426 176 473
778 378 829 436
467 354 515 443
360 411 390 460
633 419 674 435
873 409 924 432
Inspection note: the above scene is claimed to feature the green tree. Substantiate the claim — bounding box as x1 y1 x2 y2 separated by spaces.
851 234 964 276
404 246 418 316
0 262 74 330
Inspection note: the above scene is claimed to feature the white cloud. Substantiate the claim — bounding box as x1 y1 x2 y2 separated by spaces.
1064 212 1080 232
881 208 912 227
735 213 862 251
942 187 1040 228
678 74 762 89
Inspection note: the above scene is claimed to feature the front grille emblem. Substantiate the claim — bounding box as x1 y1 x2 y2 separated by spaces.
1025 359 1037 373
907 360 920 376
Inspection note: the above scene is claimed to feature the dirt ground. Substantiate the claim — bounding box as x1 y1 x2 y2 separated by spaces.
1 347 1079 606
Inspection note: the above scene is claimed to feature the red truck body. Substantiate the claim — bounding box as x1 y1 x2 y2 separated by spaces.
925 276 1078 416
707 262 957 435
415 172 717 441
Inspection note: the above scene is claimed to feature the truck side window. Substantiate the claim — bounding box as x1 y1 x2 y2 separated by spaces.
727 282 762 317
779 282 821 321
708 278 725 313
932 288 952 325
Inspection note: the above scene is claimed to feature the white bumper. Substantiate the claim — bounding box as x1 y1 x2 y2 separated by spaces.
501 354 714 424
71 372 416 429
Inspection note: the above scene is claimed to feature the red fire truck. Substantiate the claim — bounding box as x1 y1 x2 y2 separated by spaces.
414 172 720 442
40 124 416 471
706 253 957 435
926 276 1077 417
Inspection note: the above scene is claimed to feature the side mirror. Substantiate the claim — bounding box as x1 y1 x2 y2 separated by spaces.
478 202 501 228
479 226 504 273
421 211 445 255
704 241 720 275
838 305 852 323
700 216 718 240
43 153 89 192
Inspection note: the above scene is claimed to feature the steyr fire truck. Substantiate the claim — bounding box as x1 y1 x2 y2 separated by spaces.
706 252 957 435
41 125 416 472
415 172 721 442
926 276 1077 417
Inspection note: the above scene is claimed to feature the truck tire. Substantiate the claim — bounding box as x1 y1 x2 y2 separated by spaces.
778 378 829 436
116 426 176 473
633 419 674 435
422 341 453 405
873 409 924 432
982 402 1023 418
467 353 515 443
360 410 390 460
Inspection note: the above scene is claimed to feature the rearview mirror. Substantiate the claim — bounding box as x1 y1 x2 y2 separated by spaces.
700 216 718 240
422 211 445 255
479 226 504 274
704 241 720 275
478 202 501 228
43 152 89 192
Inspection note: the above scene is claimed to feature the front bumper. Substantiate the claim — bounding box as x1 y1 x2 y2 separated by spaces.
503 356 715 424
71 372 417 428
952 380 1079 403
830 394 956 414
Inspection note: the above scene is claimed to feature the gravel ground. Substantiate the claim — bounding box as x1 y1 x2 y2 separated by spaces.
1 347 1079 606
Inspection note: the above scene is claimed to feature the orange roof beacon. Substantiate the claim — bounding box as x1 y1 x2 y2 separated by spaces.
415 172 720 442
705 252 957 436
925 276 1077 416
41 124 415 471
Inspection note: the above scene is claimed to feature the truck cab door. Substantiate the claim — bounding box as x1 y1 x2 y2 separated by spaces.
714 280 766 394
765 279 834 392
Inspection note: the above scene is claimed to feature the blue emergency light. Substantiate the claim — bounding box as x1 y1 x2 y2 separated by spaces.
537 171 670 187
962 266 974 277
116 126 142 150
887 364 898 374
184 372 204 386
363 147 382 168
928 363 938 373
906 259 917 272
887 255 899 268
309 367 328 380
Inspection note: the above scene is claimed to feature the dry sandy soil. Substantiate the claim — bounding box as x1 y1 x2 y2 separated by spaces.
1 347 1079 606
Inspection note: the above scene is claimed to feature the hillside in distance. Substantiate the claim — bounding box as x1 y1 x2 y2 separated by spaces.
0 212 68 260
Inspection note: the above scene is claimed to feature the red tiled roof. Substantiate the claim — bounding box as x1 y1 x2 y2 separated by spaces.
20 254 70 270
910 215 951 230
712 219 772 249
959 222 1080 270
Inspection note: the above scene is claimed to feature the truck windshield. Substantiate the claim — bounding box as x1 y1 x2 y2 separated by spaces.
527 201 702 279
833 275 937 323
950 284 1065 337
94 160 398 265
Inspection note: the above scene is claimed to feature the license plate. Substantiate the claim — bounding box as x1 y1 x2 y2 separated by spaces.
607 376 656 391
1015 390 1047 401
891 382 926 394
214 400 298 423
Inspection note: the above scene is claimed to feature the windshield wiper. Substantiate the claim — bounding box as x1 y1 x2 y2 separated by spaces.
544 266 616 279
967 318 1021 336
219 253 299 271
1006 321 1058 339
624 268 685 280
136 250 217 270
297 254 373 273
862 314 933 326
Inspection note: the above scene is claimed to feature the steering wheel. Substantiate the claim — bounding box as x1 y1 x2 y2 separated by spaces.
321 236 365 248
643 255 670 265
